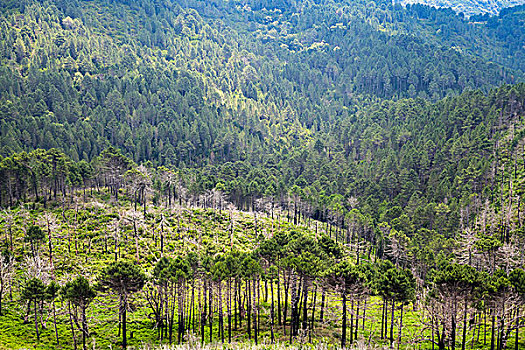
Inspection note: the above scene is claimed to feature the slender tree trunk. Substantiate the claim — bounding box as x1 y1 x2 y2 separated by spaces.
209 280 213 343
462 298 468 350
283 270 290 335
290 273 298 340
350 299 354 344
228 278 232 343
270 277 275 343
514 306 520 350
311 284 317 338
342 290 347 348
302 276 309 332
381 300 386 339
178 288 184 344
247 280 251 340
362 299 367 330
82 306 87 350
219 280 224 343
68 301 77 350
397 303 404 350
491 312 496 350
320 287 326 323
234 278 238 331
169 287 175 344
277 268 282 326
355 300 360 341
390 300 395 347
201 281 206 345
122 298 127 349
431 308 435 350
34 299 40 341
47 226 53 269
254 278 259 345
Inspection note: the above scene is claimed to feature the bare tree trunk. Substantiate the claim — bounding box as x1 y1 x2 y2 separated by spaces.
218 280 224 343
247 280 251 340
397 303 404 350
34 299 40 341
462 298 468 350
514 306 520 350
68 301 77 350
277 268 282 326
209 280 213 343
390 300 395 347
51 300 59 345
122 296 127 349
342 290 347 348
270 277 275 343
228 278 232 343
320 287 325 323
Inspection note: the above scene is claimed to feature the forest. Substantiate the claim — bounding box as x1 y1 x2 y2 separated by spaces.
1 0 525 349
395 0 525 17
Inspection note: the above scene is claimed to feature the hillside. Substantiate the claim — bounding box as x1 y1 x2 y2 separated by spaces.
2 0 525 349
1 0 524 165
1 83 525 349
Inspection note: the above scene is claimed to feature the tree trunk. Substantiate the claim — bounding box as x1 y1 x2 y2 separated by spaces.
290 273 298 340
228 278 232 343
320 287 326 323
381 300 386 339
342 290 347 348
283 270 290 336
34 299 40 341
397 303 404 350
302 276 309 332
270 277 275 343
247 280 251 339
69 301 77 350
390 300 395 347
254 278 259 345
201 281 206 345
452 312 457 350
310 284 317 339
355 300 360 341
350 299 354 344
491 313 496 350
462 297 468 350
277 268 282 326
122 298 127 349
82 306 87 350
514 306 520 350
218 280 224 343
209 280 213 343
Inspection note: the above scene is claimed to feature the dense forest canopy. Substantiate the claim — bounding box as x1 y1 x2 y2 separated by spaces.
396 0 525 17
1 0 525 349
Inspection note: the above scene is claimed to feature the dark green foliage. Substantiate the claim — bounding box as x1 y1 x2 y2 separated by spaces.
21 278 47 304
62 276 96 309
0 0 522 168
99 260 146 296
25 226 44 243
510 269 525 297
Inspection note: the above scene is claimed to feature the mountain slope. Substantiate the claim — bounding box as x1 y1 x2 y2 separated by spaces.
0 0 523 167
